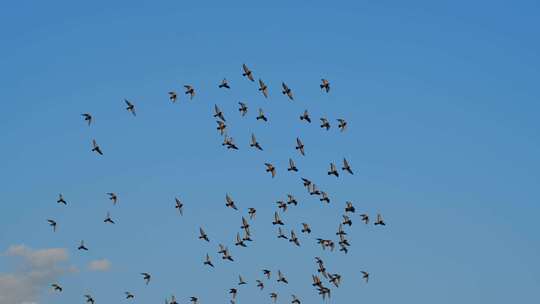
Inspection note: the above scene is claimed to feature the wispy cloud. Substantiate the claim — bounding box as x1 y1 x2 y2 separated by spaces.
0 245 74 304
88 259 111 272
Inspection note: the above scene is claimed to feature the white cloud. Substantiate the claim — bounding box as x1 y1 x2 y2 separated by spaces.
0 245 73 304
88 259 111 272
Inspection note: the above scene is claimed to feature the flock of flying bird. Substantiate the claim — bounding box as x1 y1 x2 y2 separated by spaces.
47 63 387 303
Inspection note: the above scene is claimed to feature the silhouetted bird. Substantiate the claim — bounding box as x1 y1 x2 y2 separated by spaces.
328 162 339 177
168 91 177 103
295 138 305 156
281 82 294 100
277 227 288 239
292 294 301 304
242 64 254 81
300 110 311 123
85 294 95 304
256 280 264 290
78 240 88 251
141 272 151 285
107 192 118 205
263 269 271 279
214 105 226 122
184 85 195 99
238 275 247 285
216 121 227 136
250 133 263 150
345 201 355 213
125 292 134 299
342 158 353 174
175 197 183 215
301 223 311 234
81 113 92 126
320 78 330 92
104 212 115 224
361 271 369 283
258 79 269 98
235 232 247 247
320 118 330 130
286 194 298 206
124 99 136 116
264 163 276 178
288 158 298 172
219 78 230 89
225 194 238 210
248 208 256 219
256 108 268 122
342 215 352 226
270 292 278 303
374 213 386 226
57 193 67 205
289 230 300 246
91 139 103 155
47 219 57 232
51 283 62 292
277 270 288 284
337 119 347 131
272 212 284 225
360 213 369 224
199 227 210 242
238 102 248 116
204 254 214 267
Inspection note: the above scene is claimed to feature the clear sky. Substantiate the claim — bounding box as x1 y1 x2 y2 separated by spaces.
1 1 539 303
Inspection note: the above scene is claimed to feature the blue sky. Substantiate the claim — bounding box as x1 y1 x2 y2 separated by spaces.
1 1 539 303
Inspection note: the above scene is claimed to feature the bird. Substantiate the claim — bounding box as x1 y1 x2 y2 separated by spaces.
81 113 93 126
288 158 298 172
104 212 115 224
241 216 250 230
250 133 263 150
374 213 386 226
312 274 323 287
204 254 214 267
125 292 135 299
124 99 136 116
320 78 330 92
263 269 271 279
301 223 311 234
47 219 57 232
328 162 339 177
289 230 300 246
320 117 330 130
339 233 351 248
78 240 88 251
107 192 118 205
337 119 347 131
277 227 288 239
329 273 342 287
272 212 284 225
286 194 298 206
277 270 288 284
169 295 179 304
342 214 352 226
175 197 183 215
225 194 238 210
345 201 355 213
318 287 331 300
141 272 151 285
361 271 369 283
190 296 199 304
91 139 103 155
229 288 237 299
258 79 269 98
235 232 247 247
277 200 287 212
56 193 67 205
336 224 347 236
264 163 276 178
219 78 230 89
238 102 248 116
242 228 253 242
184 85 195 99
168 91 177 103
222 247 234 261
248 208 256 219
213 105 226 122
360 213 369 224
309 183 321 196
320 191 330 203
199 227 210 242
301 177 312 188
238 275 247 285
242 64 254 81
84 294 95 304
342 158 353 174
270 292 278 303
295 138 305 156
51 283 62 292
223 135 239 150
216 120 227 136
299 110 311 123
281 82 294 100
256 108 268 121
256 280 264 290
291 294 301 304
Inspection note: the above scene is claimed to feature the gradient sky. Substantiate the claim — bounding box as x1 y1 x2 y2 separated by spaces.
1 1 539 303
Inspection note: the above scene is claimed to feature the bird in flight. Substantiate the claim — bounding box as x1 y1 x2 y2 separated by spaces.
222 135 239 150
57 193 67 205
270 292 278 303
78 240 88 251
281 82 294 100
175 197 183 215
104 212 115 224
256 280 264 290
225 194 238 210
81 113 92 126
300 110 311 123
286 194 298 206
345 201 355 213
51 283 62 292
277 270 288 284
295 138 305 156
360 213 369 224
329 273 342 287
184 85 195 99
337 119 347 131
292 294 301 304
229 288 237 300
240 216 250 230
216 120 227 136
328 162 339 177
342 158 353 174
309 183 321 196
361 271 369 283
213 105 226 122
320 78 330 92
288 158 298 172
289 230 300 246
107 192 118 205
124 99 136 116
374 213 386 226
301 223 311 234
235 232 247 247
242 64 254 81
301 177 312 188
190 296 199 304
342 214 352 226
277 227 288 240
84 294 95 304
250 133 263 151
168 91 177 103
219 78 230 89
125 292 135 299
277 200 287 212
264 163 276 178
47 219 57 232
263 269 271 279
199 227 210 242
238 275 247 285
221 247 234 262
204 253 214 268
238 102 248 117
258 79 269 98
141 272 151 285
91 139 103 155
248 208 256 219
256 108 268 122
320 117 331 130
